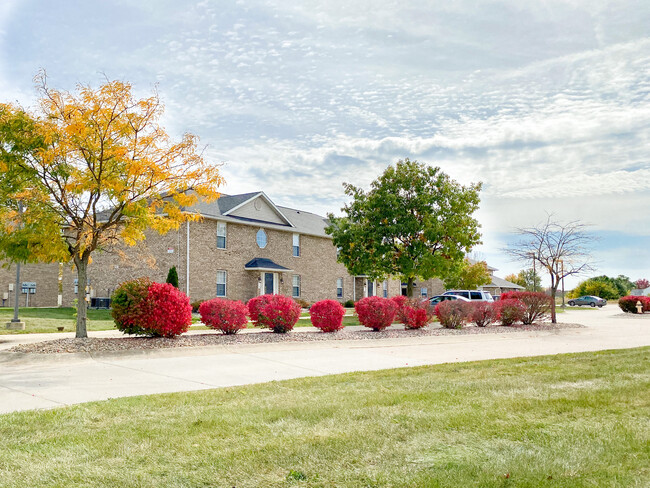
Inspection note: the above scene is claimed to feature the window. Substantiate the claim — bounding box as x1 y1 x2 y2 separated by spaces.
292 275 301 298
420 287 428 297
293 233 300 257
383 281 388 298
216 271 227 297
256 229 267 248
216 222 227 249
336 278 343 298
470 291 483 300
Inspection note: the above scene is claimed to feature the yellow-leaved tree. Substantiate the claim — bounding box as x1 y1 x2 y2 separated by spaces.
0 73 223 337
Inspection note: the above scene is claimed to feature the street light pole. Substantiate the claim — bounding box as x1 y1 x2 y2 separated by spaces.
7 202 25 330
560 260 566 308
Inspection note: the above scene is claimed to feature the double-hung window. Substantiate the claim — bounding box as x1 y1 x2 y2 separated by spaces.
292 275 301 297
336 278 343 298
293 233 300 257
420 287 428 298
383 281 388 298
217 222 227 249
216 271 227 297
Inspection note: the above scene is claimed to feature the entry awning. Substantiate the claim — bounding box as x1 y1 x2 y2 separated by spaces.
244 258 293 272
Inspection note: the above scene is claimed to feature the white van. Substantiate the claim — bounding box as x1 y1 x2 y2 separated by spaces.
443 290 494 302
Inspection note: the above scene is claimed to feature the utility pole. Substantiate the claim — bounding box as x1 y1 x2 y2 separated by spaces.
6 202 25 330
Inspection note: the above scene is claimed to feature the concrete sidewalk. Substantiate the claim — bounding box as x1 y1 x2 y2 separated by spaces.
1 307 649 414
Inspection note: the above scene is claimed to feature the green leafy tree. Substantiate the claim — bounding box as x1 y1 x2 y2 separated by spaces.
326 158 482 297
569 279 619 300
444 258 491 290
590 275 633 297
166 266 179 289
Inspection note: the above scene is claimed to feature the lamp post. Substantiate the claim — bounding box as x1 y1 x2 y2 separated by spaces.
559 260 565 308
529 252 537 292
6 202 25 330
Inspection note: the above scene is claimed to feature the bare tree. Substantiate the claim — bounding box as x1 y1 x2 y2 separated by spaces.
505 215 595 323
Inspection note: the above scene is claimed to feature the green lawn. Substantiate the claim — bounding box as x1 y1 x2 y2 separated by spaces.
0 307 115 334
1 307 364 333
1 347 648 487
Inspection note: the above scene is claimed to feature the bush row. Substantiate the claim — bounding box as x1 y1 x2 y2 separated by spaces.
618 295 650 314
433 292 551 329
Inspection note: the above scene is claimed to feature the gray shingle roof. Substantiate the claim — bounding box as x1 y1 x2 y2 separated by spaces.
488 276 524 289
189 192 331 238
244 258 292 271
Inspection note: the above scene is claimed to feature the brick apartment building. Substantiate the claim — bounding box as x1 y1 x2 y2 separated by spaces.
0 192 445 307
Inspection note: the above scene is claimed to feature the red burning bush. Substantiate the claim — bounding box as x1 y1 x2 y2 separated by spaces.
494 298 526 326
199 298 249 334
247 294 301 333
618 295 650 314
396 298 434 329
500 291 551 324
310 299 346 332
469 301 496 327
434 300 471 329
111 277 155 336
144 282 193 337
355 296 397 331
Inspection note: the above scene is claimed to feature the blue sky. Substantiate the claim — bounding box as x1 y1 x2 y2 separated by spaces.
1 0 649 287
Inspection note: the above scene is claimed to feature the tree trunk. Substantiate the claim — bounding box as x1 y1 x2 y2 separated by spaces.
550 279 558 324
75 256 89 338
406 277 414 298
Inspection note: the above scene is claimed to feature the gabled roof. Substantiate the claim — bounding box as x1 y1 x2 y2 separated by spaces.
244 258 293 272
487 276 524 289
188 192 330 238
216 192 260 214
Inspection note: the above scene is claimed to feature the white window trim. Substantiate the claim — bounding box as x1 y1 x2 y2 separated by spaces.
256 229 268 249
292 274 301 298
216 270 227 297
293 233 300 257
216 222 227 249
336 277 343 298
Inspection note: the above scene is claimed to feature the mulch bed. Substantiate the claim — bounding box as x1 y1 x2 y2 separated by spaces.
9 322 584 355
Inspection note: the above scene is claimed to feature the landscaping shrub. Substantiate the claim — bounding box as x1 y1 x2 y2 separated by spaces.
494 298 526 326
111 277 154 336
144 282 193 337
310 299 346 332
618 295 650 314
396 298 434 329
390 295 408 313
355 296 397 331
500 291 551 324
199 298 248 334
111 279 192 337
166 266 179 288
191 300 205 313
469 301 496 327
247 294 301 333
344 300 354 308
434 300 470 329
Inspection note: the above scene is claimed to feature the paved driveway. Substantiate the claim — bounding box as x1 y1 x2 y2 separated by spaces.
1 307 649 414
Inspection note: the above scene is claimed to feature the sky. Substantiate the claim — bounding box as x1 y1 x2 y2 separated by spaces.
1 0 649 288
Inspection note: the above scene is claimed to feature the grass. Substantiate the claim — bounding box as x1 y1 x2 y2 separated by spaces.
0 307 114 334
1 347 648 487
1 307 365 333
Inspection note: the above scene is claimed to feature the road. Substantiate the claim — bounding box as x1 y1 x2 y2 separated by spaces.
1 306 648 414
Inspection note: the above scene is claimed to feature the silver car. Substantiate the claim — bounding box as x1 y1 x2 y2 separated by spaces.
567 295 606 307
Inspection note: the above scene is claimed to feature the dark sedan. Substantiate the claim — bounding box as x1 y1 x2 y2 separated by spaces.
567 295 606 307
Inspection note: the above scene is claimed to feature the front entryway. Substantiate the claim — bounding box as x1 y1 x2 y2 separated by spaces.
260 272 279 295
264 272 274 295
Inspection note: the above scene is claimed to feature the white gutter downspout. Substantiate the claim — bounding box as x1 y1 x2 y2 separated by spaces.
186 221 190 298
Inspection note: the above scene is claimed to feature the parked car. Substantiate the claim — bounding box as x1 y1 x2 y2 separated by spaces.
429 294 471 305
567 295 606 307
443 290 494 302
